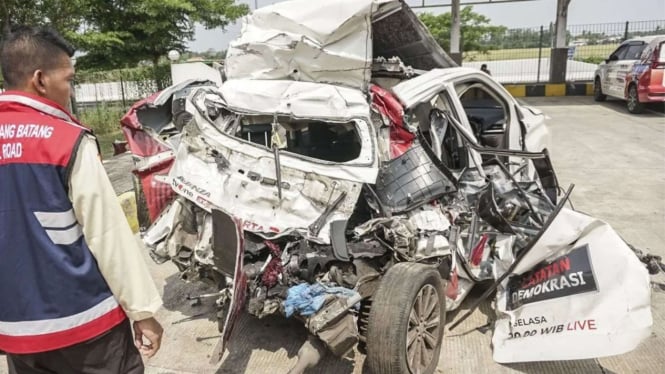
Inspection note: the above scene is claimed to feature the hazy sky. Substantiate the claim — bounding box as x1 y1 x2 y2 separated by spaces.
188 0 665 52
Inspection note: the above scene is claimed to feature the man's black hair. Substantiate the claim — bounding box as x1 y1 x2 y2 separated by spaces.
1 26 75 88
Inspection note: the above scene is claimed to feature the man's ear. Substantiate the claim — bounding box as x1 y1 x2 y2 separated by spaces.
31 70 47 95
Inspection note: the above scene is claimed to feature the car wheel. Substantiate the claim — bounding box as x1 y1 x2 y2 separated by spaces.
132 173 151 231
593 78 606 102
627 84 644 114
366 262 445 374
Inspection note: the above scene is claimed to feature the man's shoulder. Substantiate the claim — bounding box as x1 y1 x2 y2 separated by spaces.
0 92 88 131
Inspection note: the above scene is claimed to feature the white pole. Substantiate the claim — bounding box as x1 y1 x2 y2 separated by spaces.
450 0 461 64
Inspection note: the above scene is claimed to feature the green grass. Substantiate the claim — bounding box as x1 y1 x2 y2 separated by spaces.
465 44 619 62
78 107 126 135
96 130 125 160
75 106 126 159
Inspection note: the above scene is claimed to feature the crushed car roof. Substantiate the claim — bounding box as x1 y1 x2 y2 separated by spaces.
224 0 456 91
218 79 370 120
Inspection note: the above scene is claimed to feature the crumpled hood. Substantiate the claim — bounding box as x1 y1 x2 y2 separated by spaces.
224 0 456 91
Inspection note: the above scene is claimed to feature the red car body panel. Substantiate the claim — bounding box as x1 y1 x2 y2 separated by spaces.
120 93 176 222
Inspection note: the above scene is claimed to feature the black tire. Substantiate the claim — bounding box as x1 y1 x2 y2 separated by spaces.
626 84 644 114
132 173 151 231
593 77 606 102
366 263 445 374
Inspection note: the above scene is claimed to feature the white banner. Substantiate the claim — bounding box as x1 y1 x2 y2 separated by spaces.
492 208 652 363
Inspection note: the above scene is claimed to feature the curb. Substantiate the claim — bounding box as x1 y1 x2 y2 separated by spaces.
503 82 593 98
117 191 139 234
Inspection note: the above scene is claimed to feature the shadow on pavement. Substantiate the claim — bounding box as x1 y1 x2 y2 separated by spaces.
215 314 301 374
215 314 356 374
519 96 665 117
598 99 665 117
160 273 356 373
162 273 219 323
445 282 497 330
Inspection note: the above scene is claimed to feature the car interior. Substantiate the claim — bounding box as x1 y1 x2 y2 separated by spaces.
235 117 362 163
456 83 510 151
411 93 470 171
412 82 512 171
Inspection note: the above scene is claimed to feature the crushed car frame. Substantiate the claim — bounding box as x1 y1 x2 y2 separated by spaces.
121 1 654 373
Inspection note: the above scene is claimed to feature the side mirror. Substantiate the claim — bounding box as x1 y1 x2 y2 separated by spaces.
608 55 619 62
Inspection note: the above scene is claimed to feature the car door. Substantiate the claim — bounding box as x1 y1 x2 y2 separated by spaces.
394 70 544 152
392 69 555 190
604 44 629 98
607 42 647 98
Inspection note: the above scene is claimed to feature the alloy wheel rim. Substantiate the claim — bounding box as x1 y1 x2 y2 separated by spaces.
628 88 637 110
406 284 441 374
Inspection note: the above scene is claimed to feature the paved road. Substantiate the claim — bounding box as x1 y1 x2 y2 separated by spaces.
2 96 663 374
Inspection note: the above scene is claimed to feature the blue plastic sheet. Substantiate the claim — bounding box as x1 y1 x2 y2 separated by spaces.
284 283 359 317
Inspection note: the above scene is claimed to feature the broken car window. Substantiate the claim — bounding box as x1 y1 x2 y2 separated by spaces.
235 117 362 163
457 84 509 149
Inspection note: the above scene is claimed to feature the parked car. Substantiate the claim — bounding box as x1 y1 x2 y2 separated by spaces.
593 35 665 113
122 1 654 373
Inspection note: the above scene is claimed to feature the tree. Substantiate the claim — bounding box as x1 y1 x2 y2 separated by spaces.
73 0 248 70
419 6 506 54
491 27 551 49
0 0 84 35
0 0 247 71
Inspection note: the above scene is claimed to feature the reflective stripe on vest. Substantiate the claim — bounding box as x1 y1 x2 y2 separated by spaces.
0 92 126 354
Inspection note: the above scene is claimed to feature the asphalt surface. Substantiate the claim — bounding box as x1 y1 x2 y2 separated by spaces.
1 96 663 374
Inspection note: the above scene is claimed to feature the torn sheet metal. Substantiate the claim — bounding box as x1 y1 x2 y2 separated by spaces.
353 217 415 256
492 208 652 363
134 161 175 222
189 85 378 181
353 214 450 261
225 0 395 89
225 0 454 91
369 85 414 158
219 79 370 122
406 204 451 233
170 142 360 244
120 80 217 223
210 211 247 364
166 88 378 243
371 2 457 71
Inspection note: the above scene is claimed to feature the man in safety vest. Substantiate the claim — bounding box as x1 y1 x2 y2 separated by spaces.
0 26 163 373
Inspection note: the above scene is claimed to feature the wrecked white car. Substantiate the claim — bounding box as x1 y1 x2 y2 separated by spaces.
125 1 654 373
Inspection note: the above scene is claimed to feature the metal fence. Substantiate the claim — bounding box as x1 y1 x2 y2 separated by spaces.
63 67 173 155
68 19 665 119
71 65 172 116
74 80 156 112
464 20 665 83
